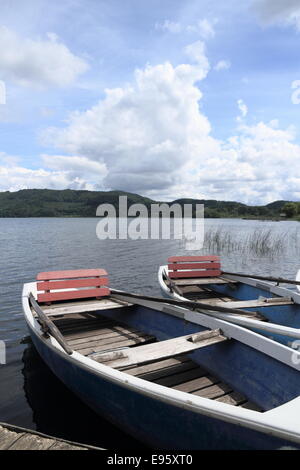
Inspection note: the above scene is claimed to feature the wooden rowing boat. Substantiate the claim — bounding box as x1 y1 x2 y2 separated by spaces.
158 256 300 346
22 268 300 449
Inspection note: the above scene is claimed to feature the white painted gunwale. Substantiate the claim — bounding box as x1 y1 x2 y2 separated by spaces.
22 281 300 446
158 265 300 340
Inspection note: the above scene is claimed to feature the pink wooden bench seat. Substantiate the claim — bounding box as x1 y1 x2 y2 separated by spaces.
36 269 110 303
167 255 221 279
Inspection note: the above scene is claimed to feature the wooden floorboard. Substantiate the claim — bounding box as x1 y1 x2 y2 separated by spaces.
153 367 206 387
68 327 146 345
56 318 114 332
136 361 199 382
66 325 143 342
73 331 154 352
173 374 220 393
78 335 155 355
192 382 233 399
56 312 262 412
216 391 247 406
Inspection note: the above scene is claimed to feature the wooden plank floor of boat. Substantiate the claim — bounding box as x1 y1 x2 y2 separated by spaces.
53 313 156 356
53 313 262 412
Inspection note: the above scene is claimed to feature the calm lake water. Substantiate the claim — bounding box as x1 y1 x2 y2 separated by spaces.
0 217 299 449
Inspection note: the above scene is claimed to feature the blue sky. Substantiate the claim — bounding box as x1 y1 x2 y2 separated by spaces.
0 0 300 203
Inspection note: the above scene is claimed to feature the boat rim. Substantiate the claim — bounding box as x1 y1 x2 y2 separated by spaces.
22 280 300 445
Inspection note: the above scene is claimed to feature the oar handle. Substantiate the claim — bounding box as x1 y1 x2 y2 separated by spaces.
222 271 300 286
110 289 262 318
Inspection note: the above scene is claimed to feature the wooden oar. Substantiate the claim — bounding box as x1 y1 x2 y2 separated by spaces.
110 289 264 319
221 271 300 286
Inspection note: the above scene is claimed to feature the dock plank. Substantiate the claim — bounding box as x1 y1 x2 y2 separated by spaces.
0 428 24 450
9 433 55 450
0 424 102 450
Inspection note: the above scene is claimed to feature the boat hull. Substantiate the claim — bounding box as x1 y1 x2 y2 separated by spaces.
26 320 298 450
158 266 300 347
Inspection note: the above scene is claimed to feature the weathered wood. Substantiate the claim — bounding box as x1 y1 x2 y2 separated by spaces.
0 428 24 450
29 293 73 355
38 277 109 291
43 299 130 317
192 382 232 399
169 277 236 286
37 268 110 303
37 269 107 281
9 433 54 450
62 324 123 341
73 331 154 352
168 256 221 279
38 287 110 303
169 269 222 279
212 298 294 309
168 256 220 263
0 424 100 450
49 441 86 450
173 374 219 393
169 262 221 271
68 327 149 345
138 362 200 382
154 367 206 387
216 391 247 406
122 356 191 375
96 329 227 368
57 318 114 334
80 334 155 356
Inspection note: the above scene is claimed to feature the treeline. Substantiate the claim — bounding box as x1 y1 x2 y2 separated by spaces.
0 188 298 219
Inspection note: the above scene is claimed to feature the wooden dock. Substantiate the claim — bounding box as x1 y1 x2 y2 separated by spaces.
0 422 103 450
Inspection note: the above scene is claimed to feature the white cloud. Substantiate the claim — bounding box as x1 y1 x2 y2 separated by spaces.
42 154 107 181
252 0 300 30
187 19 216 39
0 165 90 192
3 39 300 204
184 41 210 72
237 99 248 121
0 26 89 88
214 60 231 71
155 18 216 39
155 20 182 33
0 151 103 192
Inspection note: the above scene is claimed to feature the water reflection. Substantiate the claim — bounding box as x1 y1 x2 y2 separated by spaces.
21 340 146 449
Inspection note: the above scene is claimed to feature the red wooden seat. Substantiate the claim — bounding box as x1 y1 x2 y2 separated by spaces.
167 256 221 279
36 269 110 303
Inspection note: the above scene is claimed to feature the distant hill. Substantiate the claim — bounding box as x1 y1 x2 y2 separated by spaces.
0 188 297 218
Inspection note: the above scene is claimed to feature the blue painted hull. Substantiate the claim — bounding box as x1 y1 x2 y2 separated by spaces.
161 276 300 347
27 320 300 450
210 282 300 346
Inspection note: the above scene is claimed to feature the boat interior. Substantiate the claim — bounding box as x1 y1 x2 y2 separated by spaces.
43 307 262 412
28 268 300 417
163 256 297 323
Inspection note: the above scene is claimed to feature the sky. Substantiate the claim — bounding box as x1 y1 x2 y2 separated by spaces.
0 0 300 204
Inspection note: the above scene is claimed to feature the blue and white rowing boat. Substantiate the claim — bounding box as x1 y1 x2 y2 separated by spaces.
158 256 300 346
22 268 300 449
